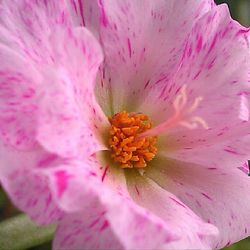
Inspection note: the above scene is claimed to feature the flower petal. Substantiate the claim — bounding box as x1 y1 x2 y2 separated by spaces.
67 0 100 37
102 194 180 250
146 157 250 248
125 169 218 249
169 4 250 132
44 159 102 213
53 201 124 250
139 4 250 125
156 5 250 169
0 0 72 63
93 0 214 115
35 26 108 157
45 158 180 249
52 177 180 249
161 135 250 171
44 155 131 213
0 143 63 224
0 1 108 157
0 44 41 150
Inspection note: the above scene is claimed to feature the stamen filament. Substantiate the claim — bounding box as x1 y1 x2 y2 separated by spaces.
140 85 208 137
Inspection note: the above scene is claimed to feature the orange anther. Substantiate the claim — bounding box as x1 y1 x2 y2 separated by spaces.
109 111 157 168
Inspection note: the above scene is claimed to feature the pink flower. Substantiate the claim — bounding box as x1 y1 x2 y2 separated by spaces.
1 0 250 249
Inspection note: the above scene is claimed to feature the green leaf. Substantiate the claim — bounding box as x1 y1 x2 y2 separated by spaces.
0 214 56 250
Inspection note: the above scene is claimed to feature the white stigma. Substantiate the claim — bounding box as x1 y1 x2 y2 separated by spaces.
141 84 208 137
174 85 208 130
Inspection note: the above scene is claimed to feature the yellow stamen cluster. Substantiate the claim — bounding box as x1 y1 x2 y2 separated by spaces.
109 111 157 168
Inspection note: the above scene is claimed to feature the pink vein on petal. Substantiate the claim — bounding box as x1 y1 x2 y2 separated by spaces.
55 170 72 198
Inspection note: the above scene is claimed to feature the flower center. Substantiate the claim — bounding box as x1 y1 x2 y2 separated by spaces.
108 111 157 168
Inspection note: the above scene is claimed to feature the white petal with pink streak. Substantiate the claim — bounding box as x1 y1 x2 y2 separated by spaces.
150 5 250 169
146 158 250 248
125 169 218 249
93 0 214 115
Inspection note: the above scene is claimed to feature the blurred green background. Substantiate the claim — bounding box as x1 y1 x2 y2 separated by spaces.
0 1 250 250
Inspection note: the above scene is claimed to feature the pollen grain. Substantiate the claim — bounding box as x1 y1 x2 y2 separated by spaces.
108 111 157 168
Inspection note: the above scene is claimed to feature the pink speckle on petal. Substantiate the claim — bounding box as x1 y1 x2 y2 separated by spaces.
127 38 132 58
99 0 108 27
196 36 203 53
100 220 109 231
101 165 109 182
55 170 72 198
